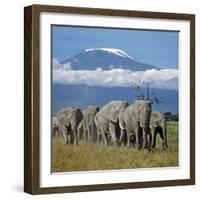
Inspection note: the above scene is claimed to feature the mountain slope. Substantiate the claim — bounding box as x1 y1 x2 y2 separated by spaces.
61 48 156 71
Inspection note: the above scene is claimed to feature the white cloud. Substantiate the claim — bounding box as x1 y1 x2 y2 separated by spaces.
52 58 62 69
53 58 72 71
96 67 102 71
53 68 178 90
63 62 72 70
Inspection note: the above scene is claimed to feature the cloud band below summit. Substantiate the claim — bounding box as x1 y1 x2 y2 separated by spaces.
53 67 178 90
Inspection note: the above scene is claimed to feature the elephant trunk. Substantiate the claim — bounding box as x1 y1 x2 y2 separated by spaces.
141 115 151 130
140 110 151 149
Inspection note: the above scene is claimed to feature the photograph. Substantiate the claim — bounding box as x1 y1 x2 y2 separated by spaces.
51 25 179 173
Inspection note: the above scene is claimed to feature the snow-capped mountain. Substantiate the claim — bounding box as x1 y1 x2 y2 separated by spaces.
61 48 156 71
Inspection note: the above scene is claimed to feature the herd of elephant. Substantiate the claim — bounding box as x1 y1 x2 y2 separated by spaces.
52 100 168 150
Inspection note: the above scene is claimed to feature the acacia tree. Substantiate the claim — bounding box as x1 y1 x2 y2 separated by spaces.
132 80 163 104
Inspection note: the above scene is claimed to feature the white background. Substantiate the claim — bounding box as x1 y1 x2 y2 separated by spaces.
0 0 199 199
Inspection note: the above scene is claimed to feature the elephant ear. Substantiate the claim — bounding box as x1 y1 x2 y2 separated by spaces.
105 112 119 123
101 102 125 123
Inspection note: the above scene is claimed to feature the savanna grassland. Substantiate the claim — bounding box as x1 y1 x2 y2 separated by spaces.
52 121 178 172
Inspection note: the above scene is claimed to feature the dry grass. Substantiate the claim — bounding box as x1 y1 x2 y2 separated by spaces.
52 121 178 172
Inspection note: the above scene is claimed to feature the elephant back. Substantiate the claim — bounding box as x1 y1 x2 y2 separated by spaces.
57 108 71 125
57 107 83 126
73 108 83 125
86 106 99 119
81 109 87 118
100 100 129 123
134 100 151 111
87 105 99 113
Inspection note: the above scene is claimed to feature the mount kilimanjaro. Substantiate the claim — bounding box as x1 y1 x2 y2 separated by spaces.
53 48 177 114
61 48 156 71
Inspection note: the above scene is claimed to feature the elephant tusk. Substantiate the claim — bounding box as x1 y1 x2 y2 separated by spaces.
119 122 125 130
140 122 143 128
78 123 82 129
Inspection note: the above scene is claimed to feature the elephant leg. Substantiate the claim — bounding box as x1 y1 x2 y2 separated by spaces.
142 128 148 149
96 127 101 144
72 126 78 145
87 125 91 143
52 127 56 137
68 133 72 144
53 127 59 138
151 128 156 148
107 134 112 145
87 126 91 143
100 127 108 146
68 128 73 144
135 132 139 150
135 126 141 150
57 126 61 139
126 132 131 148
91 122 97 143
90 123 96 143
61 126 69 144
109 123 118 146
65 131 69 144
80 128 85 142
102 132 108 146
97 133 100 144
85 130 88 142
58 125 64 143
56 127 59 137
77 128 81 141
158 127 164 149
77 123 82 141
163 125 168 148
74 132 78 145
147 132 152 149
119 129 125 146
82 125 88 142
86 126 89 142
132 135 136 147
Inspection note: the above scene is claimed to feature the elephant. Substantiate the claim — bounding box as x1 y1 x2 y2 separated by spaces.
78 106 99 143
119 100 152 150
94 100 129 146
77 109 86 140
57 107 83 145
94 111 112 145
52 115 59 137
150 111 168 149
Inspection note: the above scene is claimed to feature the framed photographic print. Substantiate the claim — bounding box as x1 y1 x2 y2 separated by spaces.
24 4 195 194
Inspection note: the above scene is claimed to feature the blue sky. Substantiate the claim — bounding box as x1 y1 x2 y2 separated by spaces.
52 25 179 69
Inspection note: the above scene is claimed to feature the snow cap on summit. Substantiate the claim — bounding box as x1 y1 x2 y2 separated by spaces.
85 48 134 60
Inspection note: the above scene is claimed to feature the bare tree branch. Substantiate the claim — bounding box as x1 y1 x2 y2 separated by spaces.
132 79 163 104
